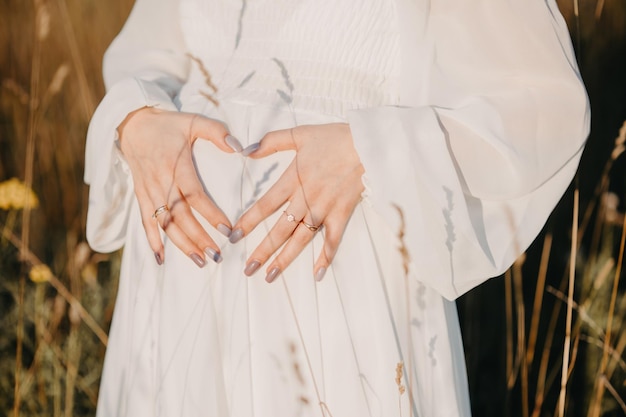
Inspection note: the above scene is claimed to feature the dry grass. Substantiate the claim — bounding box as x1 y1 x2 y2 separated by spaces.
0 0 625 416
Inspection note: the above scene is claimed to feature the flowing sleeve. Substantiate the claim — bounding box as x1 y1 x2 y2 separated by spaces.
347 0 590 300
84 0 189 253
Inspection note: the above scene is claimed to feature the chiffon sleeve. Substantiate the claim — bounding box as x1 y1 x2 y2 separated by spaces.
84 0 189 253
347 0 590 300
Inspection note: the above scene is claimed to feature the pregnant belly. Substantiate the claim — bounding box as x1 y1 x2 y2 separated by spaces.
189 100 346 226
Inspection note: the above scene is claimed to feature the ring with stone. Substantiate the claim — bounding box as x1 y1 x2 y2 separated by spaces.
283 211 297 223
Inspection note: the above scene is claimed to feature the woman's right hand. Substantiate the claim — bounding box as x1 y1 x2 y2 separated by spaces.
118 107 242 267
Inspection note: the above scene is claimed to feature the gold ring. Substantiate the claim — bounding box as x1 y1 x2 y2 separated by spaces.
152 204 169 219
301 220 320 232
284 211 297 223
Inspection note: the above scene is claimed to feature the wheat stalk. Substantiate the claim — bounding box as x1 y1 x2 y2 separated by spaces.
513 257 529 417
527 233 553 367
558 187 579 417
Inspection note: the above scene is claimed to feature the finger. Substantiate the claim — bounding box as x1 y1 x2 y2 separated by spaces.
263 220 320 283
168 195 223 263
157 208 212 268
230 163 296 243
135 185 165 265
313 202 359 282
175 156 233 237
312 224 338 283
245 127 301 159
142 174 219 267
243 208 305 277
188 114 241 154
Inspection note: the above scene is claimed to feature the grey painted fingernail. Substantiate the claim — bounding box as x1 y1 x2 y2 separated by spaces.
242 142 260 156
265 266 281 283
217 223 232 237
244 260 261 276
225 134 243 153
190 253 206 268
229 228 244 244
154 252 163 266
315 267 327 282
204 248 223 264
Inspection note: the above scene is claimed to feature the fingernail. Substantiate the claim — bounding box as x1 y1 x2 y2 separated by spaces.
229 228 244 244
189 253 205 268
225 134 243 153
154 252 163 266
244 260 261 276
204 247 223 264
265 266 281 283
242 142 260 157
315 267 327 282
217 223 232 237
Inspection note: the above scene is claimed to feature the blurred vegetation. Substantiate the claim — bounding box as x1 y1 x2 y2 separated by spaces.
0 1 132 416
0 0 625 416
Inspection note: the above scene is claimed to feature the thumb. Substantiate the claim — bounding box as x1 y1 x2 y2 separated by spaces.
189 114 242 153
243 127 298 158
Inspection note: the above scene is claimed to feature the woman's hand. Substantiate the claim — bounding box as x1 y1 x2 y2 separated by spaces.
231 123 365 282
118 107 243 267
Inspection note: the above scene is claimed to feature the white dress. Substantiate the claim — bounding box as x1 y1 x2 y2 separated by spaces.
85 0 589 416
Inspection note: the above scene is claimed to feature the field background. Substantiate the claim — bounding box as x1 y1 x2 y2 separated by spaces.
0 0 625 416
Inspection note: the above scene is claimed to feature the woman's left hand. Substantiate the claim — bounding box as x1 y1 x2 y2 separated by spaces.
231 123 365 282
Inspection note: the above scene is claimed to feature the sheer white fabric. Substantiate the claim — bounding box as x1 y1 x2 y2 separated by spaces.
85 0 589 416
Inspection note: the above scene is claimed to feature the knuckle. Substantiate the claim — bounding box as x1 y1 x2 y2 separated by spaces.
183 188 204 204
255 197 274 213
324 245 338 261
250 239 275 262
160 216 173 230
273 254 291 271
194 231 215 248
145 230 162 252
239 206 264 231
323 232 340 253
318 252 330 265
251 248 270 264
149 240 162 253
292 229 311 245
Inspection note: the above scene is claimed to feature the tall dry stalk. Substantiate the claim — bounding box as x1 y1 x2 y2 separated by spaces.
513 257 529 417
394 204 414 417
558 187 579 417
53 0 95 119
530 278 566 417
527 233 553 367
505 269 515 388
13 2 48 415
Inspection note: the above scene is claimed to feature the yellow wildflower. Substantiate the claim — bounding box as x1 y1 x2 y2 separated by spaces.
0 178 39 210
0 185 8 210
29 264 53 283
